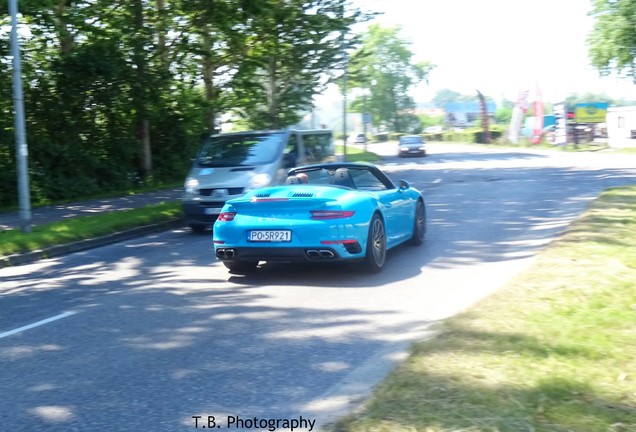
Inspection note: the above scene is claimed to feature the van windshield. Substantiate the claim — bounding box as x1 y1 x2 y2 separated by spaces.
196 131 286 167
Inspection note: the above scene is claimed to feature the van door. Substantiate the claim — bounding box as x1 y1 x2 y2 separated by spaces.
283 133 299 168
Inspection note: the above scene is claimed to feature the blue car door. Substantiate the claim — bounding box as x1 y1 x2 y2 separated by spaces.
376 188 412 247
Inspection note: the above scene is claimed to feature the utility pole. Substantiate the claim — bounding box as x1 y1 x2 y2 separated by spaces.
340 31 348 162
342 68 347 161
9 0 32 233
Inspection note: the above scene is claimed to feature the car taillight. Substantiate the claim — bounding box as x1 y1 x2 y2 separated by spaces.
310 210 355 219
217 212 236 221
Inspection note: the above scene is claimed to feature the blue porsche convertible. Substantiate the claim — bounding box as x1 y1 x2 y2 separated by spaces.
213 162 426 273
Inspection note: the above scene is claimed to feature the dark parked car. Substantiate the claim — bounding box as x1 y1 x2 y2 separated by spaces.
398 135 426 157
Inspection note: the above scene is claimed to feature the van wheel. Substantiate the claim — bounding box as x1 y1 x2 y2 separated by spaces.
223 260 258 274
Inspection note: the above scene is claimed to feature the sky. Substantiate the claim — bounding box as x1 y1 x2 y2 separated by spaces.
322 0 636 105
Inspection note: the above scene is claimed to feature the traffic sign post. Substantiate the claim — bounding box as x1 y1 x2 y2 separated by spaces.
9 0 32 233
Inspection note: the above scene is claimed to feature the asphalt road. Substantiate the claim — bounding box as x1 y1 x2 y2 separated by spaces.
1 144 635 432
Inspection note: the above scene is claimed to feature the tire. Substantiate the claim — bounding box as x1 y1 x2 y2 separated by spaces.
362 214 386 273
223 260 258 273
407 200 426 246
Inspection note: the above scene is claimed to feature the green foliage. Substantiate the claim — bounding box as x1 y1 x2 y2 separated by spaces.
565 92 619 112
335 145 380 162
495 106 513 124
431 88 477 108
229 0 372 129
334 185 636 432
588 0 636 83
420 127 505 143
346 24 435 133
417 113 445 128
1 0 369 207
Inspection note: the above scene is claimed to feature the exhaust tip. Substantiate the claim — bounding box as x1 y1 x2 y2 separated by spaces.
216 248 235 260
306 249 336 259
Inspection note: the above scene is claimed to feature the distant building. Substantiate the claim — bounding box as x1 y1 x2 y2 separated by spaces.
444 101 496 128
606 106 636 148
413 108 445 117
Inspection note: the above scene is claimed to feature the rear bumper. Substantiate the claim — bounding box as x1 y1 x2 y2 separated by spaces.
216 246 342 262
399 149 426 157
215 239 364 263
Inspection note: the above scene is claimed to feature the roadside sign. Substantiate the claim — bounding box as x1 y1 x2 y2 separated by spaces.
574 102 608 123
551 101 567 146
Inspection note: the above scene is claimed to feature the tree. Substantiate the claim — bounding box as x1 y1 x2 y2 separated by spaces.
0 0 372 208
431 89 482 108
230 0 371 129
347 24 434 133
176 0 252 131
477 90 491 143
588 0 636 83
0 0 207 205
565 92 614 108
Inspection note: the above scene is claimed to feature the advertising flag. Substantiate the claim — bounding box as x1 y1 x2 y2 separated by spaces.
507 90 529 144
530 84 544 144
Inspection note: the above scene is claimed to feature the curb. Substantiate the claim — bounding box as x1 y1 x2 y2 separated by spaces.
0 218 185 268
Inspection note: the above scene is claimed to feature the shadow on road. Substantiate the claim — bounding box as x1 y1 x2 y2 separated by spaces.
2 151 635 431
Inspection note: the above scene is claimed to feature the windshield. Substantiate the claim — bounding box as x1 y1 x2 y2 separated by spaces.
288 166 394 191
400 136 423 144
196 132 286 167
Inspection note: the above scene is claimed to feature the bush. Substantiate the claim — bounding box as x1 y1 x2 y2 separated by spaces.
475 130 502 143
422 133 443 141
373 133 388 142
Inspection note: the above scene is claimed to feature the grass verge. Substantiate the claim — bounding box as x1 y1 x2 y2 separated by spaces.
432 139 636 155
337 145 381 162
332 185 636 432
0 201 182 257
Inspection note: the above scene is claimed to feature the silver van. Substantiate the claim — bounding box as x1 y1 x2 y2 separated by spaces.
182 129 335 232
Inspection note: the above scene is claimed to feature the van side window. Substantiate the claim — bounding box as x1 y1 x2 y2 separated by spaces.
304 134 329 163
284 134 299 167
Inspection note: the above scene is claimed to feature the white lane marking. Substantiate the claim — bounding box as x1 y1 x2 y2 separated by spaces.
0 311 78 340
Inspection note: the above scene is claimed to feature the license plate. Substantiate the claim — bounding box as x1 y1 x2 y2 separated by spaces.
248 230 292 242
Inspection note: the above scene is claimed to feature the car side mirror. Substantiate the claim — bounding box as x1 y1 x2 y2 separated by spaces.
398 179 410 190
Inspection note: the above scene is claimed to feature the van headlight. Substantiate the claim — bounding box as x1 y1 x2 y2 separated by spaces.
184 177 199 193
249 173 271 189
